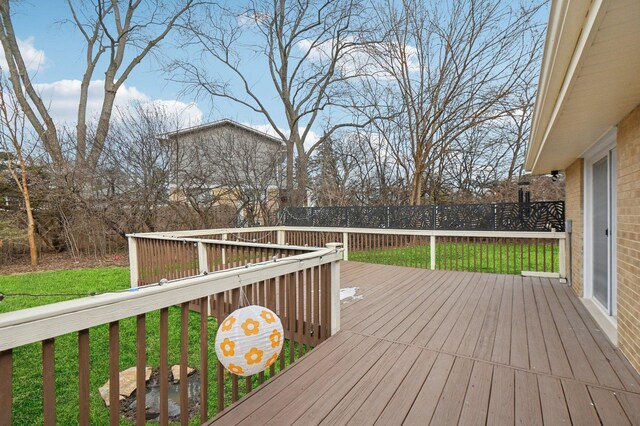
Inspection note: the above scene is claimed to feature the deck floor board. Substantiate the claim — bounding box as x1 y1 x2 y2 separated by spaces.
208 262 640 425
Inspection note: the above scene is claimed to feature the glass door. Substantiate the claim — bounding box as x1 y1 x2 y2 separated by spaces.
592 155 610 311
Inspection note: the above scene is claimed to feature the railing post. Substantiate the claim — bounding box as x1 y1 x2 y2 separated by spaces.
558 236 566 280
430 235 436 270
343 232 349 261
128 236 139 288
198 242 208 274
0 350 12 426
277 229 286 245
326 243 342 335
221 233 227 265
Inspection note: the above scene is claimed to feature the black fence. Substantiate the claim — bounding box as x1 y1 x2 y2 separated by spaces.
280 201 565 232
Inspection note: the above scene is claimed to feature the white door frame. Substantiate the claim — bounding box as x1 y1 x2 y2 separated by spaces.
583 127 617 319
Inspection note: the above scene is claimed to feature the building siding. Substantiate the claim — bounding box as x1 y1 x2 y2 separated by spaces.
617 103 640 372
565 159 584 297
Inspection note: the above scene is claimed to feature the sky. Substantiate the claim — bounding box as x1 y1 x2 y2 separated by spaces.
3 0 548 145
3 0 283 132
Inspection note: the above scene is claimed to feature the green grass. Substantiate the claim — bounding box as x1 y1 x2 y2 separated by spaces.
0 268 299 425
349 241 559 275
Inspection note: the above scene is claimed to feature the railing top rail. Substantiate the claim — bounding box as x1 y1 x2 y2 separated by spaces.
0 245 343 351
284 201 562 208
128 225 285 238
133 226 566 240
130 234 319 251
278 226 566 239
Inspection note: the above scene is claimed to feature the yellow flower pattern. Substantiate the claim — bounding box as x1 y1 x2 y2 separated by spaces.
228 363 244 375
260 310 276 324
241 318 260 336
269 329 282 348
220 337 235 356
221 316 236 332
265 353 278 368
245 347 264 365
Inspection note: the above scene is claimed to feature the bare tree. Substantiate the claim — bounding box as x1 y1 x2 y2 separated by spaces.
365 0 544 205
174 0 371 206
0 73 38 265
208 134 285 226
0 0 196 170
309 128 407 206
95 103 179 236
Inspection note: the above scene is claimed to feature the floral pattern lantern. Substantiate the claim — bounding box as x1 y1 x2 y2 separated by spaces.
215 305 284 377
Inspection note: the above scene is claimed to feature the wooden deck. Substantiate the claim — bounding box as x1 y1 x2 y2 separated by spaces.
209 262 640 425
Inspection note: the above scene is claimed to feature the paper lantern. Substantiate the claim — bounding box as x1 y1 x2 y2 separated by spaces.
214 305 284 377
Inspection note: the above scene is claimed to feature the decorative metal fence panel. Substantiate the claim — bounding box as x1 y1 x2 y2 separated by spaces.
281 201 565 232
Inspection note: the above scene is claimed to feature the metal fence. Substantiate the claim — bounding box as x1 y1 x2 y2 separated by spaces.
280 201 565 232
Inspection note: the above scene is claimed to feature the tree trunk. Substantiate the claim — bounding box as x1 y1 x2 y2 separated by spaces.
20 164 38 266
295 154 309 207
285 141 294 206
409 168 424 206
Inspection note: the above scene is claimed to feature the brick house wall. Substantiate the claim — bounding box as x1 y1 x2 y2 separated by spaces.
564 159 584 297
617 104 640 372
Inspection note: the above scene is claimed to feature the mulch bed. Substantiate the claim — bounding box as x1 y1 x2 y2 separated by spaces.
0 252 129 275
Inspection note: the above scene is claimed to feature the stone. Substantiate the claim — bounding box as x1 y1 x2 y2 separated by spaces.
170 365 195 383
99 366 152 406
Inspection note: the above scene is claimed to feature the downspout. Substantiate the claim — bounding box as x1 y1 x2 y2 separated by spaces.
566 219 573 287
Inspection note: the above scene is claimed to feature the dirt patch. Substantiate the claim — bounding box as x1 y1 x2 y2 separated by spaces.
120 368 201 422
0 251 129 275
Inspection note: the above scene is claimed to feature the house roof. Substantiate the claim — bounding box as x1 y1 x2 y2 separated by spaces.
525 0 640 174
161 119 285 146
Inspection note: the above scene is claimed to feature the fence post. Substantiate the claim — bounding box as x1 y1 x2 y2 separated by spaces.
326 243 342 335
128 236 139 288
343 232 349 261
430 235 436 270
277 229 286 245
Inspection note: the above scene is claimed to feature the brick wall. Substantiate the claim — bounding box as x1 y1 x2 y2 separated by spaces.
617 104 640 372
564 159 584 297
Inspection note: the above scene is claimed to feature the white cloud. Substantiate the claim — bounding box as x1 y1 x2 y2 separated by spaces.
0 37 47 72
139 99 203 128
296 38 420 79
32 79 202 128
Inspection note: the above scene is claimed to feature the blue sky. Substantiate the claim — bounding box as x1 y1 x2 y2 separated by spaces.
4 0 279 129
4 0 549 140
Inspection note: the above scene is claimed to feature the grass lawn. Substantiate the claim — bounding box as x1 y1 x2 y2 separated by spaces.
0 268 297 425
349 241 559 274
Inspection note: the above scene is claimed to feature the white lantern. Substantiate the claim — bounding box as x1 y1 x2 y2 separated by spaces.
214 305 284 377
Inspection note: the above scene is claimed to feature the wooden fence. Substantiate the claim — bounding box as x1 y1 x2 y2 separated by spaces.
0 245 342 425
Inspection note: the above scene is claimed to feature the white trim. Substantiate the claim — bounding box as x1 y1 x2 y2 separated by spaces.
526 0 609 173
580 298 618 346
583 128 617 321
521 271 560 279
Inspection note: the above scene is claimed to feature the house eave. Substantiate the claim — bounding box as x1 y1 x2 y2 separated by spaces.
526 0 640 175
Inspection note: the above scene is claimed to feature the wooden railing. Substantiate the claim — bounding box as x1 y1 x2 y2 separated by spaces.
130 234 316 286
137 226 566 278
0 245 343 425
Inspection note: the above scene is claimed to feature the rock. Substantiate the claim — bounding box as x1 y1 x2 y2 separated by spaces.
99 366 152 406
170 365 195 383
